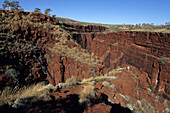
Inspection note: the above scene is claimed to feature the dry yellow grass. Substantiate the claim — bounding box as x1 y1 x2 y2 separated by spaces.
79 85 96 102
81 76 108 83
81 69 120 83
54 15 170 34
105 69 120 76
0 82 50 106
128 28 170 33
64 76 79 88
81 75 118 83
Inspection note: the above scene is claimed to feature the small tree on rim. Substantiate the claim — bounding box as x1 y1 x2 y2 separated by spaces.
2 0 23 10
44 8 52 16
34 8 41 13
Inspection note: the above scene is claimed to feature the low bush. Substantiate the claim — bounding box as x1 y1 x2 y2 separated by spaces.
159 58 166 66
151 87 155 92
0 82 51 107
64 76 79 88
5 68 20 84
102 81 110 88
79 85 97 103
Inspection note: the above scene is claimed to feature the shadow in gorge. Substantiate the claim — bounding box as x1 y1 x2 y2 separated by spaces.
0 93 132 113
0 94 85 113
110 104 132 113
23 94 85 113
90 93 132 113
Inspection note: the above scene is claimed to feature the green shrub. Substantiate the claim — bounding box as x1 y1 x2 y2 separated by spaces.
95 73 100 76
77 77 82 82
44 8 52 16
64 76 78 88
136 87 140 95
52 15 56 18
34 8 41 13
5 68 20 84
151 87 155 92
159 58 166 66
85 46 90 51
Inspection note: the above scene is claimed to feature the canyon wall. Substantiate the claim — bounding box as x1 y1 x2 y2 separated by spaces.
0 10 169 97
70 31 170 97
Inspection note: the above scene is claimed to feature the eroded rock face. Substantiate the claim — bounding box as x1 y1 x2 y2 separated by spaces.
62 23 107 32
46 50 104 84
69 31 170 97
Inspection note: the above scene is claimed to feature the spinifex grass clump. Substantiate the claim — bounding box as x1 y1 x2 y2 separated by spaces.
64 76 78 88
0 82 51 107
79 85 97 103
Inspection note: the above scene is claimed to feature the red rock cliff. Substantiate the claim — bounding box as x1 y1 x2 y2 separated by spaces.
70 31 170 97
0 10 169 98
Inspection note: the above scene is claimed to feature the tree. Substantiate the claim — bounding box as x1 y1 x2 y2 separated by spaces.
165 22 170 25
2 0 10 10
34 8 41 13
2 4 6 9
165 22 170 30
52 14 56 18
11 1 20 10
44 8 52 16
2 0 23 10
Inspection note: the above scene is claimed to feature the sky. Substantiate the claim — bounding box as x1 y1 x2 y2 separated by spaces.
0 0 170 25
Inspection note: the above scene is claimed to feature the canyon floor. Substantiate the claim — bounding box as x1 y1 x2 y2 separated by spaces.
0 9 169 113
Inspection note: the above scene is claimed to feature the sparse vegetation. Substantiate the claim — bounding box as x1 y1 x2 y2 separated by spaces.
102 81 110 88
53 17 170 33
80 68 120 84
52 14 56 18
159 58 166 66
105 68 120 76
102 22 170 33
34 8 41 13
79 85 97 103
0 82 51 107
44 8 52 16
163 99 168 108
81 75 118 83
125 97 158 113
5 68 20 84
77 77 82 82
151 87 155 92
85 46 90 51
64 76 79 88
49 44 103 66
136 87 140 96
2 0 23 11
